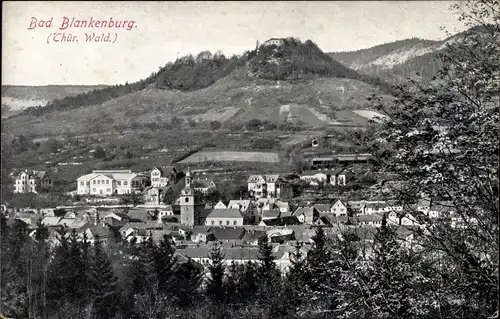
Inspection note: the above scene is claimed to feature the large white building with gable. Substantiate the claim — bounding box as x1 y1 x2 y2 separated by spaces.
76 170 150 196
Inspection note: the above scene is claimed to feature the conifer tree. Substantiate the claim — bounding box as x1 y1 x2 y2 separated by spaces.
89 236 119 319
206 242 226 304
1 220 29 318
68 229 89 303
224 261 242 306
303 226 333 309
155 234 177 295
283 241 307 311
256 240 281 315
172 259 203 308
46 228 72 311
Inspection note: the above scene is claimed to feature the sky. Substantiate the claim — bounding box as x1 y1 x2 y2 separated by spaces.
2 1 466 86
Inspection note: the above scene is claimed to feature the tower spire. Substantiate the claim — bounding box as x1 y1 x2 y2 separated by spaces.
185 166 192 188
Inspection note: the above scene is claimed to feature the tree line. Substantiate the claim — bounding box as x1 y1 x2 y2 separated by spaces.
2 215 496 319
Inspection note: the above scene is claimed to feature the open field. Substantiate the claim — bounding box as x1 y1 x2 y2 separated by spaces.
178 151 280 164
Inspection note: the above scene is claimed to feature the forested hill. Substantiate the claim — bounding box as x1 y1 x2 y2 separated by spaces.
247 38 392 92
19 38 392 117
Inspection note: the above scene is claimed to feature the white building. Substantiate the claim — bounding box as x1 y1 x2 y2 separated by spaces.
76 170 150 196
331 200 349 217
150 166 177 188
204 209 245 227
300 169 348 186
13 170 53 194
247 174 283 199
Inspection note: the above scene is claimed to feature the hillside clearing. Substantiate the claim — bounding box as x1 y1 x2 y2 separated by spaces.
178 151 280 163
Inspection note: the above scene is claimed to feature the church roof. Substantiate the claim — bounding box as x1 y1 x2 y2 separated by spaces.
206 209 243 219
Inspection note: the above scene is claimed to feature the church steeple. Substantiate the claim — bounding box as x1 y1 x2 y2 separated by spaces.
180 166 197 227
185 166 192 188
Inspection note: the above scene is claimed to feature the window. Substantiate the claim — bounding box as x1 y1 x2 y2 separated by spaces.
106 180 109 184
92 188 96 192
233 220 237 225
185 197 189 203
124 181 128 186
117 181 121 186
211 221 215 225
219 221 222 225
226 220 230 225
97 180 100 184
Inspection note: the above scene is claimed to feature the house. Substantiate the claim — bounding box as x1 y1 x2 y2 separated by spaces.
426 202 455 219
210 226 246 243
356 214 384 227
386 211 400 225
363 201 404 215
293 207 319 225
41 216 63 228
157 205 175 219
191 226 215 243
103 212 130 227
79 224 114 244
205 209 245 227
259 216 301 227
192 179 217 194
261 38 285 47
330 200 350 217
127 209 155 222
177 244 307 274
247 174 284 199
348 201 384 214
314 216 333 227
58 218 87 229
300 171 331 186
300 168 351 186
274 244 312 273
400 213 424 228
214 200 229 209
241 229 267 245
13 213 44 228
39 208 56 216
275 201 290 215
314 203 331 214
261 209 281 221
76 170 150 196
143 186 173 205
267 228 295 244
227 200 253 213
13 170 53 194
118 222 163 241
328 215 351 226
150 166 178 187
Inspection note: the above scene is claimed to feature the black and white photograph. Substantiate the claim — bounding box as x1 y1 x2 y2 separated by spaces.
1 1 498 318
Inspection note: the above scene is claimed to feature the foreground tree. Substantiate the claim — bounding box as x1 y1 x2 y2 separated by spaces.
206 242 227 304
368 1 499 316
89 237 119 319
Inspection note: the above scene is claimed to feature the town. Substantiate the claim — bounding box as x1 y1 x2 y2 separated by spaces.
5 147 474 274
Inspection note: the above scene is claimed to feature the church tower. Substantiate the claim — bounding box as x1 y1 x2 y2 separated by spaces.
180 167 197 227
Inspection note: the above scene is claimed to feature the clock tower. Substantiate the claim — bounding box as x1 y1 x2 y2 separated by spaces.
180 167 198 227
